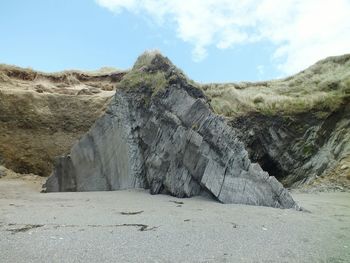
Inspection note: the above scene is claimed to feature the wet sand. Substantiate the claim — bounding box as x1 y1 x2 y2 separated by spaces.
0 177 349 263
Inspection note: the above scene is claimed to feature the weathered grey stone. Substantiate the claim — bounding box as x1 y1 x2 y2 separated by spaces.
230 101 350 188
45 53 299 209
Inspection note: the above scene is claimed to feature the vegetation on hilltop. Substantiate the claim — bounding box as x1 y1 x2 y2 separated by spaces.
202 54 350 117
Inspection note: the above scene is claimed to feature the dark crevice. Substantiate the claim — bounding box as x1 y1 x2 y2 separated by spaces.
257 154 286 182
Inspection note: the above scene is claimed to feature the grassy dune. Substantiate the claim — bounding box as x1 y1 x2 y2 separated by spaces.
201 55 350 117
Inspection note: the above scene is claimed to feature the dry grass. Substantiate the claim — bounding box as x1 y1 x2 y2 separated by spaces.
201 54 350 117
132 50 163 71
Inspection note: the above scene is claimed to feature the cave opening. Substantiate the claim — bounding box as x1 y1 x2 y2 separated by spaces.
258 154 286 182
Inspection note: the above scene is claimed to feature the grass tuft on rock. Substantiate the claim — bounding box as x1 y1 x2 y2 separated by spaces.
116 70 168 95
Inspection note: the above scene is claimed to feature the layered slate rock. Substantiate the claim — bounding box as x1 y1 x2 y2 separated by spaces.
45 52 299 209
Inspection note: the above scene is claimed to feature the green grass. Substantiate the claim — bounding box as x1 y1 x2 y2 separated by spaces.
117 50 195 97
116 49 170 94
116 70 167 95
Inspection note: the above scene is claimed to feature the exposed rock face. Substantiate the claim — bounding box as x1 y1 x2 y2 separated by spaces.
45 53 298 209
230 100 350 188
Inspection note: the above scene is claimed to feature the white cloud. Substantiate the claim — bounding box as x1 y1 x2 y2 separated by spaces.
96 0 350 75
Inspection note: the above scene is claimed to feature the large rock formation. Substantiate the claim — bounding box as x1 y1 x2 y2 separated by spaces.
45 52 298 209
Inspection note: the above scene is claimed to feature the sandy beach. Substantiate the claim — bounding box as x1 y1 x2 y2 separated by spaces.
0 176 349 263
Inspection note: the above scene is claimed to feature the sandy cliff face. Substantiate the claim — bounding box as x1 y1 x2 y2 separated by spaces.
0 65 125 176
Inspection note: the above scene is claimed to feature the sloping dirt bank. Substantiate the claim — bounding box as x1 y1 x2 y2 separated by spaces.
0 65 126 175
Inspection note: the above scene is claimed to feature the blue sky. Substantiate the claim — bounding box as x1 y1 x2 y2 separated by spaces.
1 0 349 83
